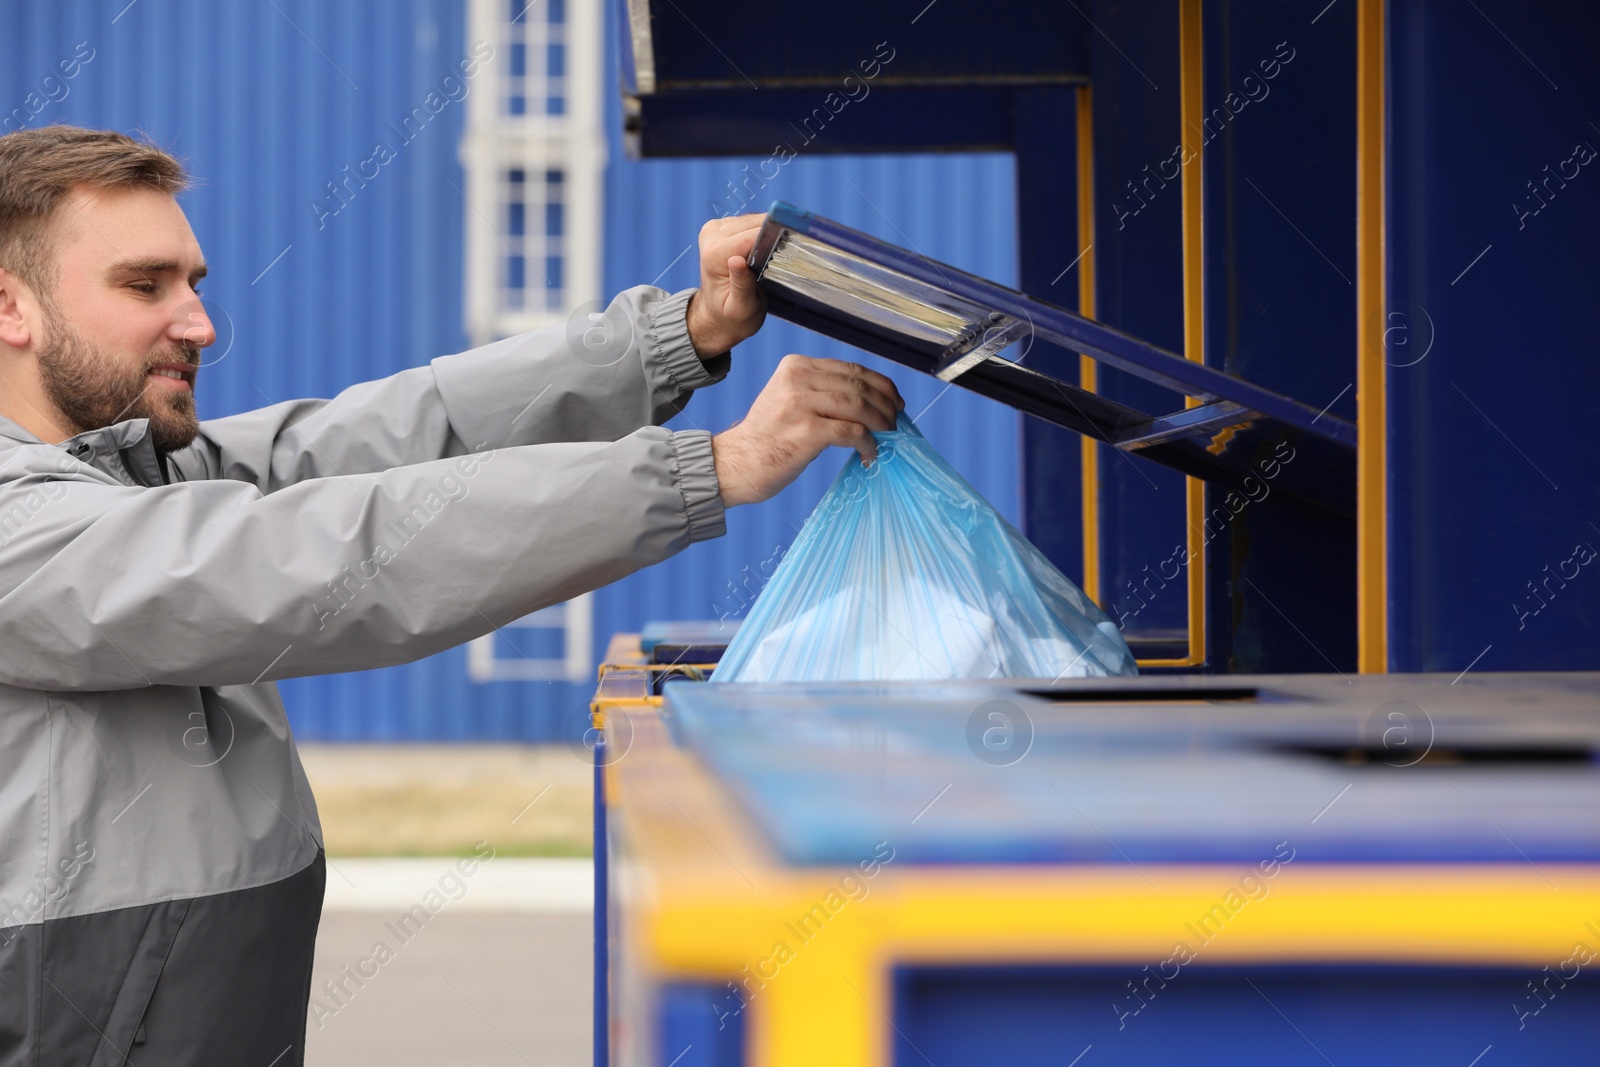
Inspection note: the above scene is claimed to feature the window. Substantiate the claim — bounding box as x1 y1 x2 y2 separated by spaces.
462 0 603 339
462 0 604 683
465 597 593 684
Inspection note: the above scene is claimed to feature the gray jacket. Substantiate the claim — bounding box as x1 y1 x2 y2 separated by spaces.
0 285 725 1064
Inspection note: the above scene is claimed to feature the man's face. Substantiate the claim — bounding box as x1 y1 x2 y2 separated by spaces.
37 185 213 453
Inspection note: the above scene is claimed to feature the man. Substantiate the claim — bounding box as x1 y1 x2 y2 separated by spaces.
0 125 903 1064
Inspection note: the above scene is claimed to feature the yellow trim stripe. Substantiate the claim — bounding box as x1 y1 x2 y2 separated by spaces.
639 864 1600 1067
1135 656 1202 670
648 867 1600 972
1357 0 1389 672
1179 0 1208 667
1077 85 1102 607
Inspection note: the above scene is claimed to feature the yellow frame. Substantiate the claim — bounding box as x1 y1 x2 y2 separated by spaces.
1175 0 1209 669
1356 0 1389 672
1090 0 1208 669
1077 84 1102 608
1092 0 1384 672
1107 0 1203 668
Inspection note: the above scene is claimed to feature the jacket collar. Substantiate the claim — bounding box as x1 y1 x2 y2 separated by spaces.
0 413 169 487
0 413 40 445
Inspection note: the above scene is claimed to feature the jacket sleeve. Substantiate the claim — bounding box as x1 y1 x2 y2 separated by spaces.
165 286 730 490
0 426 724 691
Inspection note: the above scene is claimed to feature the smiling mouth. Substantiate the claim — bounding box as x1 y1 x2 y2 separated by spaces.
146 364 198 391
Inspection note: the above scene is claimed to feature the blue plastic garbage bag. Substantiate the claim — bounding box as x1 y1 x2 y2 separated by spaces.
712 414 1138 682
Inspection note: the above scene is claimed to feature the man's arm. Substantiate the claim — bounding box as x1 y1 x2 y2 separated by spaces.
167 214 770 492
168 286 726 491
0 353 901 691
0 426 721 690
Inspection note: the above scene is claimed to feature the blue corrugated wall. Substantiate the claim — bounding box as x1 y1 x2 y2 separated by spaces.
2 0 1019 740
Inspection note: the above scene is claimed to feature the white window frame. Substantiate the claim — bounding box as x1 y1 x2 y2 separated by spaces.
461 0 604 340
461 0 606 684
465 596 594 683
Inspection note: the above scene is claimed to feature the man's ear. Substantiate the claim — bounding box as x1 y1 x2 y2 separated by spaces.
0 268 35 350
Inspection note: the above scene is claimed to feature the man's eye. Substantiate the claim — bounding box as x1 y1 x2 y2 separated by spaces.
130 283 157 294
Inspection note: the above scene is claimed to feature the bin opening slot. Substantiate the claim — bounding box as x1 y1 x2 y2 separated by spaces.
1273 742 1596 766
1020 686 1261 705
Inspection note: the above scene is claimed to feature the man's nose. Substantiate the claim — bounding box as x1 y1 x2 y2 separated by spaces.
168 297 217 350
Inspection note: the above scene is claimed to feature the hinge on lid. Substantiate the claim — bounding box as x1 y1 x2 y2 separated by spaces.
933 313 1031 382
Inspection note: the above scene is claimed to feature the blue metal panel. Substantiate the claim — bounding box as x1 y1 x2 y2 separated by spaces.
629 87 1022 158
658 981 746 1067
1386 1 1600 672
1080 5 1191 645
632 0 1084 90
2 2 1018 739
1199 0 1358 673
894 964 1600 1066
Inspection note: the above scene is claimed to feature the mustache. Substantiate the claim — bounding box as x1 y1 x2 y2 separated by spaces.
144 346 202 373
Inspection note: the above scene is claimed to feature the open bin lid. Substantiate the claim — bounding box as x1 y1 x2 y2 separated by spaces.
748 202 1356 518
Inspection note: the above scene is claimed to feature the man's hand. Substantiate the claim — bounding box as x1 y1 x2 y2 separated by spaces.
686 214 767 358
713 355 905 508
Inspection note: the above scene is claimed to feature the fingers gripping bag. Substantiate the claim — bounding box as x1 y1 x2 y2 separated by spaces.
712 414 1138 683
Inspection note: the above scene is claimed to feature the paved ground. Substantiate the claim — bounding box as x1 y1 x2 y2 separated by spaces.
306 910 591 1066
297 744 597 1065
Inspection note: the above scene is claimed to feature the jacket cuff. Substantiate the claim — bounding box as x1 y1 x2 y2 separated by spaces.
668 429 727 544
649 289 732 392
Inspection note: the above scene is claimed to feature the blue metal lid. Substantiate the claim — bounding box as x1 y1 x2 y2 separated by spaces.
663 673 1600 866
749 202 1357 518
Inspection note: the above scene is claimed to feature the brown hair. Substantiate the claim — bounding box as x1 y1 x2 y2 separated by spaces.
0 125 188 294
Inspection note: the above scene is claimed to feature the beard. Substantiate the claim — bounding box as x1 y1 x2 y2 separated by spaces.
36 307 201 455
